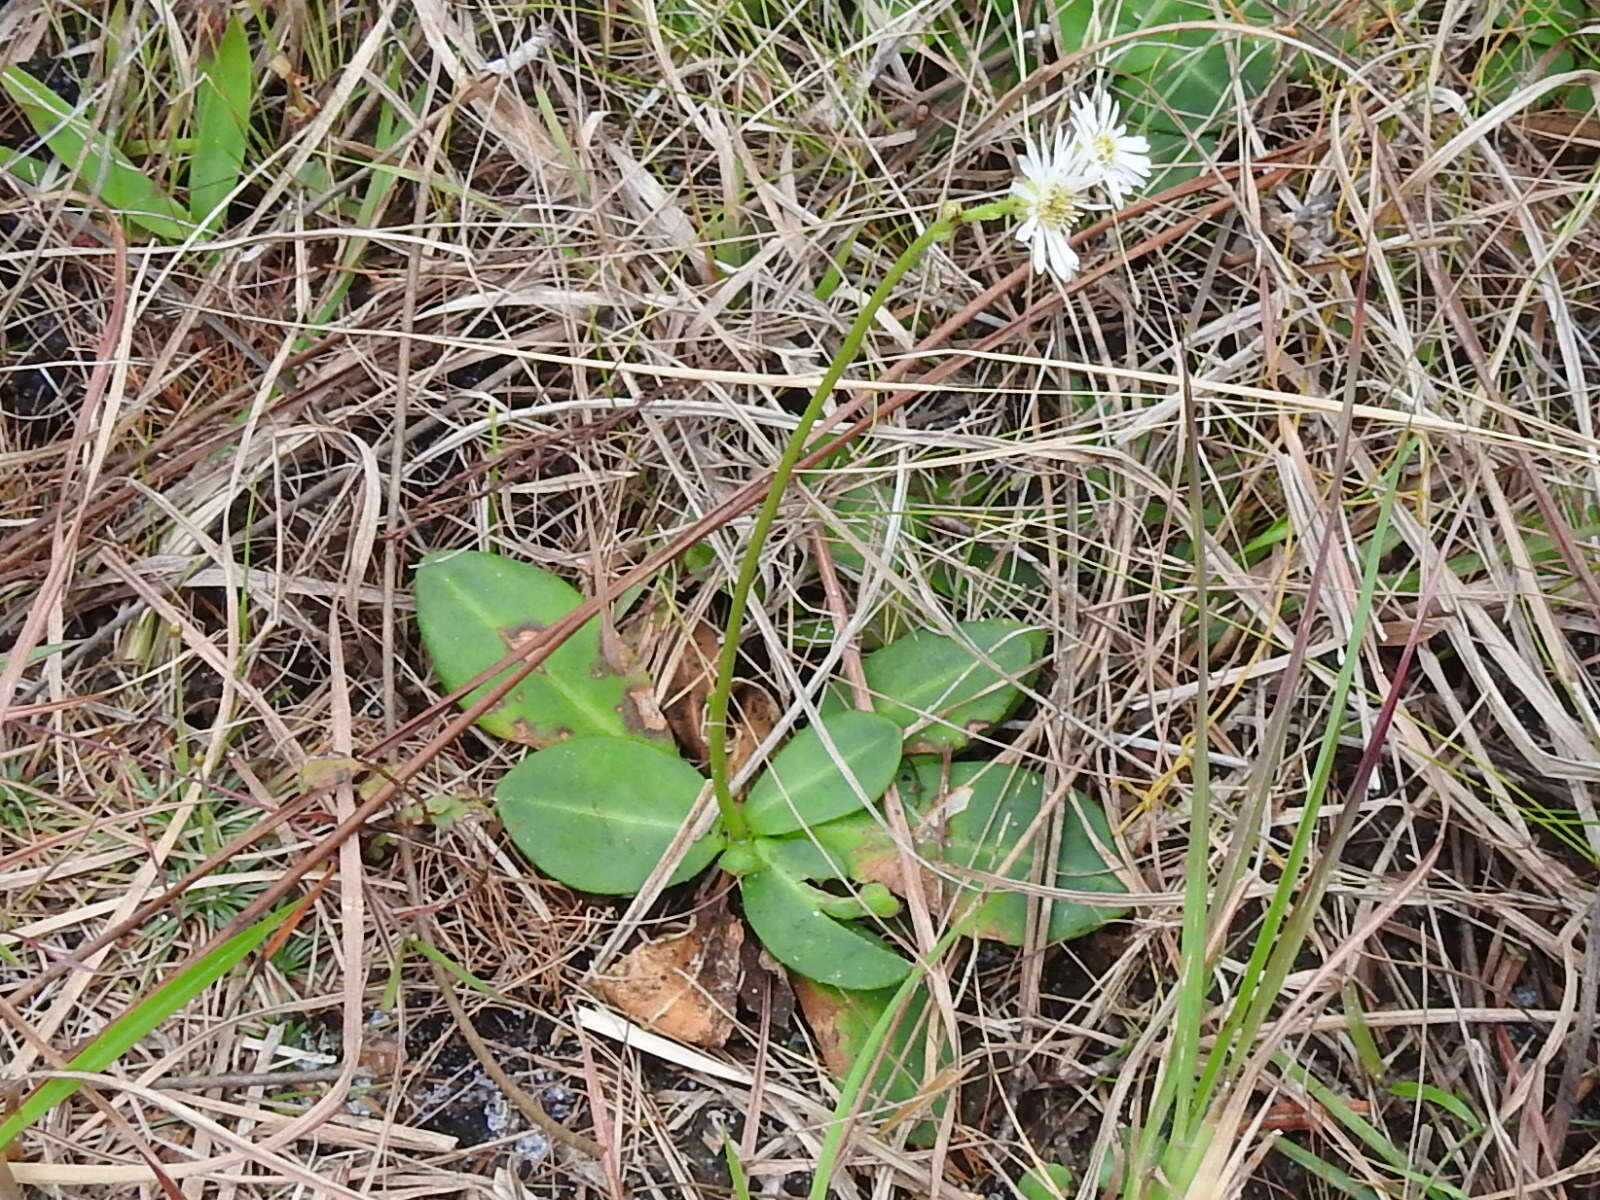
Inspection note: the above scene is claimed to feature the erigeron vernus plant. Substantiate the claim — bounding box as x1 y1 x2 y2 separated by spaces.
1011 88 1152 281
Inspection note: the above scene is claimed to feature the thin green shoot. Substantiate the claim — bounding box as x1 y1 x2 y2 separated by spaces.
189 17 253 230
1196 434 1419 1103
0 905 291 1149
1269 1136 1381 1200
407 937 506 1000
1276 1054 1465 1200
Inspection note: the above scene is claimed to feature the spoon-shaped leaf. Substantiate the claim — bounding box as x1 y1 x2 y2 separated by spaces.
745 710 902 836
190 16 253 229
497 737 720 895
739 860 909 989
862 620 1044 752
415 550 667 747
896 759 1127 945
792 976 946 1139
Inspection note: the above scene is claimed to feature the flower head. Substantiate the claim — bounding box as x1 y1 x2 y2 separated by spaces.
1068 91 1152 204
1010 130 1099 283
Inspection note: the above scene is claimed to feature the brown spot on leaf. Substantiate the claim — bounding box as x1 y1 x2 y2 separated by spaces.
509 716 572 748
621 683 671 737
500 622 549 651
591 905 745 1047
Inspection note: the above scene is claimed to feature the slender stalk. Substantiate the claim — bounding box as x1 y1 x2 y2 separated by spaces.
807 929 963 1200
1196 433 1419 1102
704 200 1011 841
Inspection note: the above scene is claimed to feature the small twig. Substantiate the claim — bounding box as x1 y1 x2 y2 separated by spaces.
155 1068 365 1092
427 964 603 1159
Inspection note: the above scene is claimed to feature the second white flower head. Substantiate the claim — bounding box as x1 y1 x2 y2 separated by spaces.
1068 91 1152 204
1010 90 1154 283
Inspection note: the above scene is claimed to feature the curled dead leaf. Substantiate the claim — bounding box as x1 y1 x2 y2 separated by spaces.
792 977 853 1078
591 908 744 1047
664 620 721 760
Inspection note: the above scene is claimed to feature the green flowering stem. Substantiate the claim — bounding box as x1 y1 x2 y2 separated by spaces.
704 199 1013 841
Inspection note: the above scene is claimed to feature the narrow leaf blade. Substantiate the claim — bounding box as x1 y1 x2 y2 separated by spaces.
0 905 292 1148
0 66 190 241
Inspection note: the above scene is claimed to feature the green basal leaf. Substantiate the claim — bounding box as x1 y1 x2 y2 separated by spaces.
861 620 1045 752
928 540 1045 604
895 759 1127 945
0 66 191 241
752 831 843 881
821 483 924 577
745 710 902 836
739 859 909 989
190 16 253 229
1477 39 1577 106
497 736 720 895
1018 1164 1076 1200
415 550 668 747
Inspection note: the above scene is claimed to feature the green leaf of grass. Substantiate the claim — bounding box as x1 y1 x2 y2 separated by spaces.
190 17 254 229
0 65 191 242
0 905 292 1149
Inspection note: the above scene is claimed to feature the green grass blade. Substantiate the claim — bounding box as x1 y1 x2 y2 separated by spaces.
189 17 253 229
307 59 417 328
0 641 78 673
1200 435 1420 1097
0 66 191 241
0 146 49 186
1278 1052 1466 1200
1269 1136 1381 1200
407 937 506 1000
0 905 291 1147
724 1135 753 1200
1389 1081 1484 1138
807 929 961 1200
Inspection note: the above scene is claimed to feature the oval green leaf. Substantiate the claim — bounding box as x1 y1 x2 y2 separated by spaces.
896 759 1126 945
415 550 667 747
190 16 254 229
739 864 909 989
745 711 902 836
863 620 1044 752
821 483 925 577
497 737 720 895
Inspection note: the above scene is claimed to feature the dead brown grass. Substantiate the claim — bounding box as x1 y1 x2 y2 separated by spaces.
1 0 1598 1197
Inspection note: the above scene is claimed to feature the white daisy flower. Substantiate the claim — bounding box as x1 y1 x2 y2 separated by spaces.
1069 90 1152 204
1010 129 1098 283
